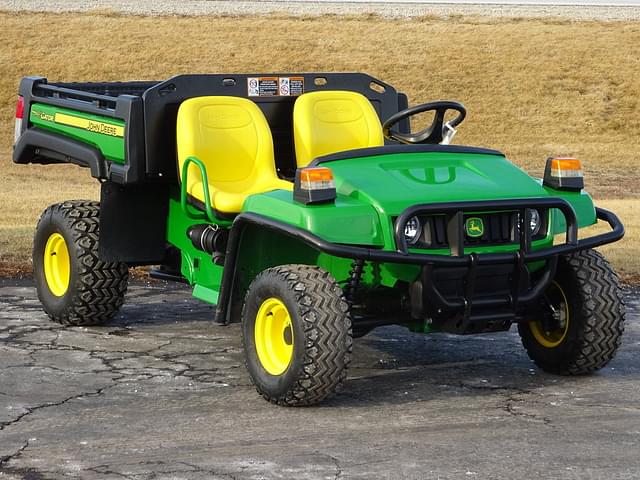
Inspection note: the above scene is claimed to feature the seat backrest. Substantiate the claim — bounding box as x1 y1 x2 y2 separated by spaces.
293 90 384 167
176 96 276 192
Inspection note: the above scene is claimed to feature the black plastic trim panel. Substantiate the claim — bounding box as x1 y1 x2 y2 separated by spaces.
99 182 169 264
13 127 107 178
142 73 408 180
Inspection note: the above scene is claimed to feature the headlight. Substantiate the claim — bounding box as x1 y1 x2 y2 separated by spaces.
404 216 422 245
529 209 541 236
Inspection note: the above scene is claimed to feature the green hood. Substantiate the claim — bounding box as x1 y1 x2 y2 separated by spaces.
330 152 548 215
244 149 595 249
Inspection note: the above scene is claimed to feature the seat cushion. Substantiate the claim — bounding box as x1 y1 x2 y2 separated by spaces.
189 178 292 214
293 90 384 167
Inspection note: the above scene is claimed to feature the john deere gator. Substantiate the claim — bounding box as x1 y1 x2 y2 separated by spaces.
13 73 625 405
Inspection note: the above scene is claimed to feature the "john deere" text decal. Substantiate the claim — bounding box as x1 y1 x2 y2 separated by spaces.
53 113 124 138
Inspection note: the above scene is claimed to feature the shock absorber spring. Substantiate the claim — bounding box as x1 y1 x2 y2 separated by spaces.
345 259 365 305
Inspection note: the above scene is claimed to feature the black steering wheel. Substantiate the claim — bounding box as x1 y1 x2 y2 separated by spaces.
382 101 467 145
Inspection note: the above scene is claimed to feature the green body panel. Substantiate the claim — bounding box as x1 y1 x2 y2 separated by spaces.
243 153 595 253
166 150 598 307
242 189 384 246
29 103 125 163
314 254 411 289
543 186 597 233
193 284 219 304
166 192 225 304
238 151 596 285
329 153 546 217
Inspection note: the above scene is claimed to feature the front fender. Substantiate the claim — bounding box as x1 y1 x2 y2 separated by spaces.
544 187 597 234
242 189 384 246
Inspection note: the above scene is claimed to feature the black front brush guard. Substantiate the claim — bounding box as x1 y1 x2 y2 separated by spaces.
214 197 624 324
396 198 572 325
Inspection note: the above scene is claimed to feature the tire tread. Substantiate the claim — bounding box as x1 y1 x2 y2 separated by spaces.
35 200 128 326
243 265 352 406
520 249 625 375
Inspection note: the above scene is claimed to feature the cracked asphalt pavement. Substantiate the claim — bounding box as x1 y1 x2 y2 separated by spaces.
1 279 639 479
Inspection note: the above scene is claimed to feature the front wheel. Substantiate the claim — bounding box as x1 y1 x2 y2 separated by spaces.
519 249 625 375
241 265 352 406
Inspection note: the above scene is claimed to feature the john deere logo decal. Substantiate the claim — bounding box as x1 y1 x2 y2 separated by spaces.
465 217 484 238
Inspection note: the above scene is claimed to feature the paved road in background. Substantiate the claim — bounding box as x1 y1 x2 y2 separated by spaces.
1 279 639 479
1 0 639 20
294 0 640 5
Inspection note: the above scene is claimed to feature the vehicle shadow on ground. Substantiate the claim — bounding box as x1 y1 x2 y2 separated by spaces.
107 282 217 327
325 323 636 408
109 304 217 327
333 364 548 408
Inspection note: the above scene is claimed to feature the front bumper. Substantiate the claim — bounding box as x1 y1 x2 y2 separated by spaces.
215 197 624 324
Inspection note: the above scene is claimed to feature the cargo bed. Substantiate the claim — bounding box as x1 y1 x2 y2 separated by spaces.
13 74 408 184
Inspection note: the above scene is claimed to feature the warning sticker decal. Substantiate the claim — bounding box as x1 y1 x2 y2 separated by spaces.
248 76 304 97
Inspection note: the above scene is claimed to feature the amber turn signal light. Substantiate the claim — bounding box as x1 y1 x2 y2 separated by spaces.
294 167 337 205
543 156 584 191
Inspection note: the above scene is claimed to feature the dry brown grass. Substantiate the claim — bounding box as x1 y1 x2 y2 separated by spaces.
0 12 638 279
580 199 640 283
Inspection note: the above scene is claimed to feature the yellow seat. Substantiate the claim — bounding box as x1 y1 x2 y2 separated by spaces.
293 90 385 167
176 96 292 215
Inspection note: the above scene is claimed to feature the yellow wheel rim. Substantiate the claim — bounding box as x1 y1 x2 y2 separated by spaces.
43 233 70 297
529 281 570 348
254 297 294 375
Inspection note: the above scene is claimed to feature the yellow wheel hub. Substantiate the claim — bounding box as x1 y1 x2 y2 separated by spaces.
254 297 294 375
529 281 570 348
43 233 70 297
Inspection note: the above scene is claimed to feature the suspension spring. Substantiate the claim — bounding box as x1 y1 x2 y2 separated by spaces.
345 259 365 305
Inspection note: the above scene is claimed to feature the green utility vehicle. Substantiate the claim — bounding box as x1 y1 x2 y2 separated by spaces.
13 73 625 406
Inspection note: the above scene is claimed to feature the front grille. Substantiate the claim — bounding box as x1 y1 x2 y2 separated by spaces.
404 210 547 250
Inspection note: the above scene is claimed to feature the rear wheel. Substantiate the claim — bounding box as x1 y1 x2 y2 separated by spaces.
241 265 352 406
33 201 129 326
519 249 625 375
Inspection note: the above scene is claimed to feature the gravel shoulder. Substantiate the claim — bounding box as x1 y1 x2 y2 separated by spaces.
1 0 639 20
